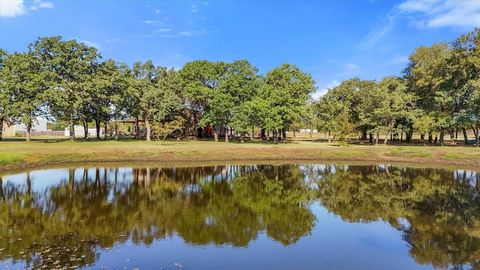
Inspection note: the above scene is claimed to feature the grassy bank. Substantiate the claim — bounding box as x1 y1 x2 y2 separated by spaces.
1 140 480 172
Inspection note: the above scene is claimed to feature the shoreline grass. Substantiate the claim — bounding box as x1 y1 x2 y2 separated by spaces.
1 140 479 173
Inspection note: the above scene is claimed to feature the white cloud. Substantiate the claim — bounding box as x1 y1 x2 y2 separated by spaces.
76 39 101 49
398 0 480 28
191 4 198 13
155 9 160 14
178 31 193 37
0 0 25 17
155 28 172 33
312 80 340 100
31 0 53 11
142 20 159 24
387 55 409 65
346 63 359 71
1 0 53 17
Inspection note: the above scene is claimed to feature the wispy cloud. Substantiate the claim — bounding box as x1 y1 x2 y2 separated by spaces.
133 28 216 39
346 63 359 71
398 0 480 29
191 4 198 13
357 13 397 50
31 0 53 11
312 80 340 99
358 0 480 50
156 28 172 33
75 38 101 49
0 0 25 17
143 20 159 25
387 55 409 65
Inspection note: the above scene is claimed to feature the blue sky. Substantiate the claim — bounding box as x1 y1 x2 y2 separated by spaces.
1 0 479 98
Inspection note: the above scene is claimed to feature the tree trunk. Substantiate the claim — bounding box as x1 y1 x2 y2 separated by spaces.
104 122 108 140
428 132 432 144
384 132 389 145
475 123 480 147
250 127 254 141
145 116 151 142
83 120 88 139
25 122 32 142
462 128 469 145
70 117 75 141
439 130 445 146
449 130 455 144
293 130 296 138
375 132 379 145
328 131 332 143
420 134 425 142
473 126 478 142
266 131 270 142
213 127 219 142
135 117 139 139
95 119 101 139
0 116 3 141
406 131 413 143
114 115 119 140
225 126 229 143
273 129 278 144
369 133 373 144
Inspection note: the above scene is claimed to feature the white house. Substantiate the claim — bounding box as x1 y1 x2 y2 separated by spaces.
65 125 104 138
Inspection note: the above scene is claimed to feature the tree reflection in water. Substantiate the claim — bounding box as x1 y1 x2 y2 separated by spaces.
0 164 479 269
0 165 316 269
315 165 480 270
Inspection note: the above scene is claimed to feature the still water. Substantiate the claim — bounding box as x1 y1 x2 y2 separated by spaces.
0 164 479 270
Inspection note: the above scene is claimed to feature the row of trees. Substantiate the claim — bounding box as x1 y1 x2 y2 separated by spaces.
314 28 480 146
0 37 315 142
1 29 479 145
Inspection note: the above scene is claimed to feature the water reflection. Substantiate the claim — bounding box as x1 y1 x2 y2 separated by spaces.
0 164 479 269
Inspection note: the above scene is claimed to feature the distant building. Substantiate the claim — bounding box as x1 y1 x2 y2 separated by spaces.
299 128 318 133
64 126 104 138
2 118 50 137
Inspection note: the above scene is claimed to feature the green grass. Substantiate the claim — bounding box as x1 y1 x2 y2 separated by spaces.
0 139 479 172
0 152 26 165
387 146 433 157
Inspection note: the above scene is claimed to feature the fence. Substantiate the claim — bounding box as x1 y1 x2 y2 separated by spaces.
17 131 65 137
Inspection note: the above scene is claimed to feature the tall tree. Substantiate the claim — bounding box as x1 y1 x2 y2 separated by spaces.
179 60 226 138
0 48 10 141
405 43 452 145
29 37 100 140
264 64 316 141
201 60 260 142
2 53 47 141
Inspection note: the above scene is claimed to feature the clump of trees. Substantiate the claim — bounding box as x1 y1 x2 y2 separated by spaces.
314 28 480 146
0 28 479 146
0 37 314 142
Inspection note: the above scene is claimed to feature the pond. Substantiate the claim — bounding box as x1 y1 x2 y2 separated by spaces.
0 164 479 270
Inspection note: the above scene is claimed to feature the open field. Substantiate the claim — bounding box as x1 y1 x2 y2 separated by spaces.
1 139 479 173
